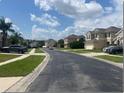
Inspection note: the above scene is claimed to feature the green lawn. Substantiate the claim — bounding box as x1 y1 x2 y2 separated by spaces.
95 55 123 63
35 48 44 53
0 54 20 63
60 48 102 53
0 55 45 77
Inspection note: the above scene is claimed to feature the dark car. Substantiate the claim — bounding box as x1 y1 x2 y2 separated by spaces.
49 47 54 50
1 45 28 54
108 46 123 54
103 46 115 53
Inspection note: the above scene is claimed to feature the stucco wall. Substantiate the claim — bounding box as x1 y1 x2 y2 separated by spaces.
85 39 107 50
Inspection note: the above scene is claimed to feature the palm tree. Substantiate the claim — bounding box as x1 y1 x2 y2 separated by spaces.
0 17 14 47
9 32 23 45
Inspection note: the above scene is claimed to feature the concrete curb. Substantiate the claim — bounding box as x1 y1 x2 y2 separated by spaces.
5 50 50 92
59 50 123 69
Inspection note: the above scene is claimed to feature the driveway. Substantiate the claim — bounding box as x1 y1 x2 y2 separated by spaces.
26 49 123 93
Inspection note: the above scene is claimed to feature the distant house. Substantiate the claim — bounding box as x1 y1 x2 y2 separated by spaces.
30 41 38 48
64 34 80 48
85 26 121 50
45 39 57 48
114 29 123 46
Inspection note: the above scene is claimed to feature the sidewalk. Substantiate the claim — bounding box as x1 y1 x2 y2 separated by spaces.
77 52 123 68
0 48 47 92
0 77 23 92
79 52 122 57
0 49 34 92
0 49 35 67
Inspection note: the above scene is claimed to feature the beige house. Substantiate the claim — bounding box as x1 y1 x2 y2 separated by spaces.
45 39 57 48
64 34 80 48
114 29 123 46
85 26 121 50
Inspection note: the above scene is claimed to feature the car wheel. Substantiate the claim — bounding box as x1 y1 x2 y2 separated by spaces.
21 51 24 54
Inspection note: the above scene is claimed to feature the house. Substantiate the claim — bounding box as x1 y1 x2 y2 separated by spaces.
105 26 121 45
64 34 80 48
114 29 123 46
26 40 45 48
30 41 38 48
45 39 57 48
85 26 121 50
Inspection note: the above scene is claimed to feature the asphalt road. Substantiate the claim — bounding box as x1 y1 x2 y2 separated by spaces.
27 49 123 93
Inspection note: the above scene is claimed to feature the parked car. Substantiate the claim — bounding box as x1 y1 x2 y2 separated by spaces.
103 46 115 53
1 45 28 54
103 46 123 54
49 47 54 50
108 46 123 54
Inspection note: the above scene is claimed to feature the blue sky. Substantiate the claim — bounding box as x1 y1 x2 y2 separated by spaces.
0 0 123 40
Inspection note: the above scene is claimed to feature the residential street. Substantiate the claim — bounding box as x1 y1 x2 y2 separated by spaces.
26 49 122 93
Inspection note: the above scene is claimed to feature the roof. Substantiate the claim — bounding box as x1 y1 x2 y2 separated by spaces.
115 29 123 35
86 26 121 35
105 26 121 33
78 35 85 39
45 39 56 42
93 28 106 34
64 34 79 39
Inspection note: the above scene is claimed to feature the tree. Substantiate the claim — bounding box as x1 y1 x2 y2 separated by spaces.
79 38 85 48
58 39 64 48
0 17 14 47
69 41 80 49
69 38 85 49
9 32 24 45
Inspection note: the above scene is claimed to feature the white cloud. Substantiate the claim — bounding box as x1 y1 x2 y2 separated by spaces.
5 18 12 23
104 7 113 14
32 25 60 40
30 13 60 27
32 0 123 40
34 0 104 19
4 17 20 31
74 0 123 29
32 25 89 40
12 24 20 31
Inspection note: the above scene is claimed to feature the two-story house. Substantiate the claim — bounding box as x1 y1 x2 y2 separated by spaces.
85 26 121 50
114 29 123 46
64 34 80 48
45 39 57 48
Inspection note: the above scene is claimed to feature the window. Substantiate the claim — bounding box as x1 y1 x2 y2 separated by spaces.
108 33 111 37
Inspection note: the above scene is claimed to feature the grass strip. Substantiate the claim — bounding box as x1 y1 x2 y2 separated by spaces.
35 48 44 53
0 54 20 63
0 55 45 77
95 55 123 63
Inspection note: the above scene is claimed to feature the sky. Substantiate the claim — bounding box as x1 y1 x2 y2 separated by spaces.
0 0 123 40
